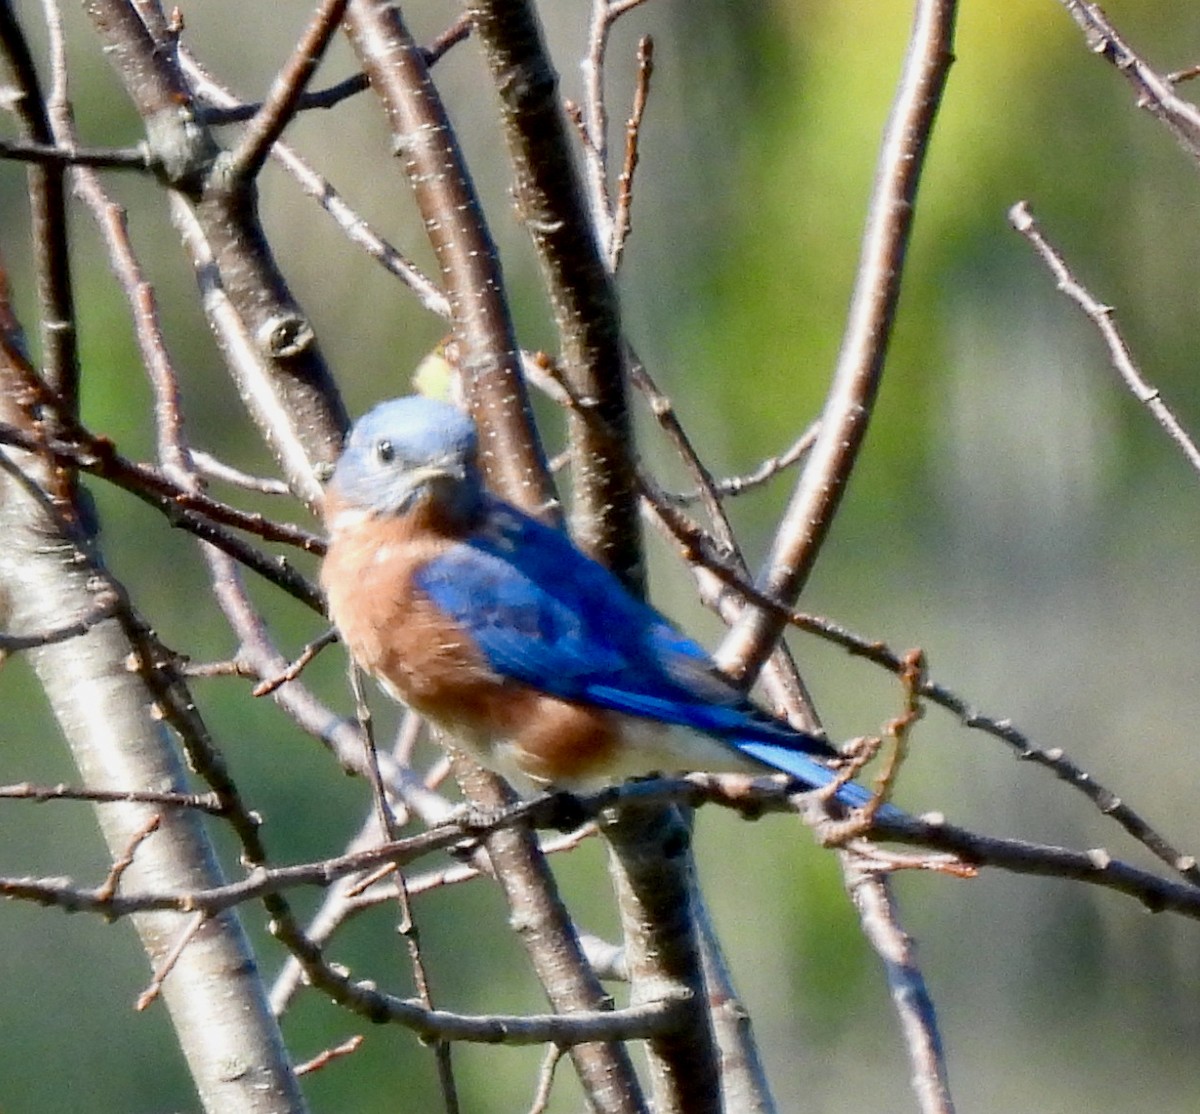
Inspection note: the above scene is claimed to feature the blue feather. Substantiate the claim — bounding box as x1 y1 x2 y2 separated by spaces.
414 500 879 799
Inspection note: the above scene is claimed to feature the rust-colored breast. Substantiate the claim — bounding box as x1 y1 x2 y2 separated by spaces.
322 498 496 713
321 496 629 788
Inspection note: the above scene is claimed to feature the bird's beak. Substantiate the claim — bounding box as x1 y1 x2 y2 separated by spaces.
409 455 467 485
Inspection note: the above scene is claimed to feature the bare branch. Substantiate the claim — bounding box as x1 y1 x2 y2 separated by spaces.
454 759 648 1114
83 0 349 503
6 776 1200 924
1009 200 1200 476
694 887 778 1114
466 0 639 580
0 137 153 169
602 803 720 1114
342 8 643 1107
295 1034 365 1077
1055 1 1200 166
0 3 79 415
719 0 958 682
344 0 551 507
647 495 1200 884
0 781 224 813
181 49 449 317
226 0 351 182
609 34 653 272
352 665 462 1110
0 349 308 1114
0 420 325 607
845 867 955 1114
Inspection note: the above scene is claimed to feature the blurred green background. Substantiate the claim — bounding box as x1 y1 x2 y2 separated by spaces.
2 0 1200 1110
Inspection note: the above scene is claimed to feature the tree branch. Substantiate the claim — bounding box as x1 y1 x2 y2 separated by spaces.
1054 1 1200 167
1009 200 1200 476
718 0 958 682
466 0 639 584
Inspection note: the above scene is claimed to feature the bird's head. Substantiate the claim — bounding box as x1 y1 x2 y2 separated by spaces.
323 396 483 525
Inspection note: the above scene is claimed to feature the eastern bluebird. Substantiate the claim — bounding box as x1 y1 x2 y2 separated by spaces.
321 396 895 817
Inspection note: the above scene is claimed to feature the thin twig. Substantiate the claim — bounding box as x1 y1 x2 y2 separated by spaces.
878 648 925 810
253 630 338 697
1055 1 1200 166
1167 63 1200 85
0 782 224 813
226 0 351 181
189 449 291 494
529 1045 566 1114
95 812 162 901
839 652 953 1114
1009 200 1200 476
609 35 653 271
0 590 119 650
181 658 256 679
199 73 369 125
0 137 154 169
136 910 206 1010
295 1034 365 1077
670 422 819 504
579 0 652 248
196 15 471 126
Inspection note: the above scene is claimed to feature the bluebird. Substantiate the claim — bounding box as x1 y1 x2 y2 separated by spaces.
321 396 895 817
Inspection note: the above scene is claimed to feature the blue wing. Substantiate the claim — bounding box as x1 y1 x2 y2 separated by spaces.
415 500 842 764
416 501 904 817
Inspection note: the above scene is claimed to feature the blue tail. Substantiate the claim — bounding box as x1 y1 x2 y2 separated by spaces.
736 741 906 823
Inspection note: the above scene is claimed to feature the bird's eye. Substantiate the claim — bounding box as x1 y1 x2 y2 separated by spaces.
376 439 396 465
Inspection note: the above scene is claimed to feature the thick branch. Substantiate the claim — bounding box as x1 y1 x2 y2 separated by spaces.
603 805 720 1114
83 0 348 506
0 356 306 1114
466 0 639 584
343 0 551 509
